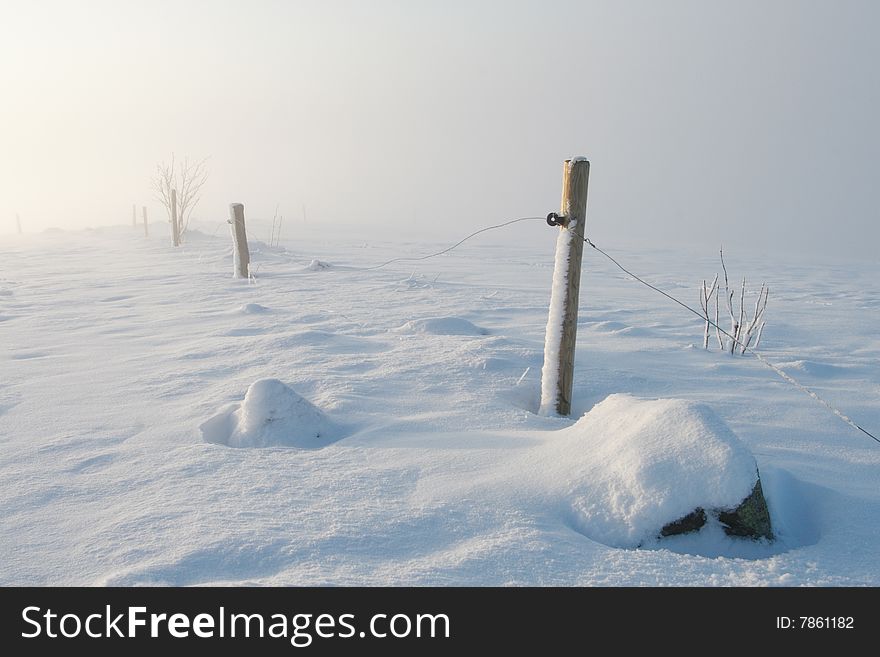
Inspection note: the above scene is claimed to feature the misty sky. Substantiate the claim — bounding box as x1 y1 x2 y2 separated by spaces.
2 0 878 256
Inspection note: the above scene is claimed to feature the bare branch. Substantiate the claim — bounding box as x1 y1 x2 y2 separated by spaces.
720 248 737 350
151 154 209 243
751 282 766 328
707 248 768 355
700 273 718 350
269 203 279 246
737 276 746 353
753 320 766 351
756 286 769 324
720 247 730 298
701 281 708 349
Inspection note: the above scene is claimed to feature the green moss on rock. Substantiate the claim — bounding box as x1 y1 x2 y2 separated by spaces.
718 477 773 540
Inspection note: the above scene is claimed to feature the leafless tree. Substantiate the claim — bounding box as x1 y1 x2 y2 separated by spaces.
699 273 718 349
719 249 768 355
699 249 769 355
268 203 284 248
152 154 209 246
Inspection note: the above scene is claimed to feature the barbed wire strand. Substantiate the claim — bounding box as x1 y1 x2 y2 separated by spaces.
581 236 879 445
331 212 876 446
362 217 545 270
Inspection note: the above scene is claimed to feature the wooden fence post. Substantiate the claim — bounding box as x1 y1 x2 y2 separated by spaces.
132 203 137 228
142 206 149 237
16 213 22 234
229 203 250 279
539 157 590 416
171 188 180 246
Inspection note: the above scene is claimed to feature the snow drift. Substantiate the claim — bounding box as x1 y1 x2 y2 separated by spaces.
304 259 331 271
529 394 760 547
6 227 877 586
238 303 270 314
396 316 488 336
200 379 342 449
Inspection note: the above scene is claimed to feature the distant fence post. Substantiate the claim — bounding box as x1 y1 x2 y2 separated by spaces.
539 157 590 416
142 206 149 237
16 213 22 234
171 188 180 246
229 203 250 279
132 203 137 228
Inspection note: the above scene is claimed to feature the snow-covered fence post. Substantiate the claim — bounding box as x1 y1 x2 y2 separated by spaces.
142 206 149 238
132 203 137 228
16 213 22 234
229 203 250 279
539 157 590 416
171 188 180 246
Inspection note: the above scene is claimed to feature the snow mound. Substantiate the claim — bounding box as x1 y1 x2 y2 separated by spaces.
535 394 759 547
776 360 847 378
590 320 629 332
396 317 488 336
238 303 270 314
586 320 652 337
304 259 331 271
200 379 341 449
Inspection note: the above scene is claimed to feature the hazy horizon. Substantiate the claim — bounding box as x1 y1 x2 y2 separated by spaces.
2 0 878 257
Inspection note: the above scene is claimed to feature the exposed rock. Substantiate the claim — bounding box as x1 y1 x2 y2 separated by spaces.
718 477 773 540
660 508 707 537
658 475 773 541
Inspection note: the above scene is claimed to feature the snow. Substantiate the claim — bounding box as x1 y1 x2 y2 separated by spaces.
776 360 850 378
304 259 331 271
200 378 342 449
396 316 488 336
239 303 270 314
1 222 879 586
414 393 760 549
535 394 759 548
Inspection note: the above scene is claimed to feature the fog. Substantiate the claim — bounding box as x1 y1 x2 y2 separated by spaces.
2 0 878 257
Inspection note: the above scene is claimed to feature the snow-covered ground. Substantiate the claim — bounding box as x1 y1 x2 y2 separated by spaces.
1 221 878 585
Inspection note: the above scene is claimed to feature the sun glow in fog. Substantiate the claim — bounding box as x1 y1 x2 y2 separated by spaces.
1 1 878 258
